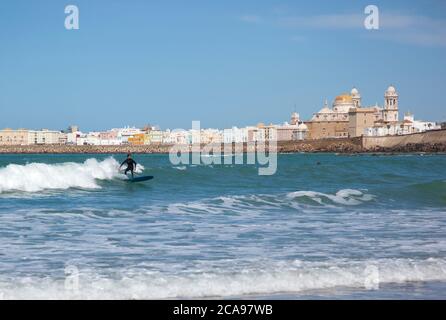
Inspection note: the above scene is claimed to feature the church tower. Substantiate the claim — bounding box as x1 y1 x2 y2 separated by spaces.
290 112 300 125
383 85 399 122
351 87 361 108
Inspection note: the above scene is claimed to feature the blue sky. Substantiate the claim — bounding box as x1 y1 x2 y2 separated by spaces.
0 0 445 131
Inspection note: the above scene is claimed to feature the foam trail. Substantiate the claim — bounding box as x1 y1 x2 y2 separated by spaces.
0 258 445 299
0 158 131 193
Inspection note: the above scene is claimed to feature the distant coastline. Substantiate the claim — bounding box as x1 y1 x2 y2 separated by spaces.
1 130 446 154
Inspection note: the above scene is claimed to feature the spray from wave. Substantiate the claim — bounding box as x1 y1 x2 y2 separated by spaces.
0 158 143 193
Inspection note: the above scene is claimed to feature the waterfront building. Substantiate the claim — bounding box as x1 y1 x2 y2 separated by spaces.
200 129 222 144
28 129 63 145
67 130 81 145
0 129 29 145
161 129 175 144
163 129 189 145
364 112 441 136
98 131 120 145
58 133 68 145
67 125 79 133
348 104 382 137
113 127 144 144
305 96 350 139
306 85 438 139
276 113 308 141
128 133 146 145
146 129 163 144
362 86 441 137
82 132 101 146
408 113 440 133
223 127 249 144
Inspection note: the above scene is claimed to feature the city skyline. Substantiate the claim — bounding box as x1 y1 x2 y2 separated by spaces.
0 84 440 133
1 0 446 131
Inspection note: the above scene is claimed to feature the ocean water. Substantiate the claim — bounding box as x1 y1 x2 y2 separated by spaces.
0 153 445 300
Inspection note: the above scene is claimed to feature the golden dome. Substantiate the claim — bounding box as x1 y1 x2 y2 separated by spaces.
335 94 353 103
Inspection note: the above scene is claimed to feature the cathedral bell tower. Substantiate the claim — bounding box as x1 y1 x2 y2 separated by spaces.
384 85 399 122
351 87 361 108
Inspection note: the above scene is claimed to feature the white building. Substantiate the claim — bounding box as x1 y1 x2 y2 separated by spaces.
28 129 63 145
407 112 440 132
113 127 143 144
223 127 249 143
364 86 441 137
163 129 189 145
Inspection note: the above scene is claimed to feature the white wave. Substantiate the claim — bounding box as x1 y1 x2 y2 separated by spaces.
173 166 187 171
0 158 138 193
162 189 373 215
0 258 445 299
287 189 374 206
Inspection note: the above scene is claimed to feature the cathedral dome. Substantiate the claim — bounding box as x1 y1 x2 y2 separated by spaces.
386 85 397 95
333 94 355 113
318 107 331 114
335 94 353 103
298 123 308 130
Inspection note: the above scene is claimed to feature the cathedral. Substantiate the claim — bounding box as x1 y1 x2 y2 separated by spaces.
305 85 411 139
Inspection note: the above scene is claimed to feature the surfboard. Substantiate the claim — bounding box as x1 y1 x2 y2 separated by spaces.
127 176 154 183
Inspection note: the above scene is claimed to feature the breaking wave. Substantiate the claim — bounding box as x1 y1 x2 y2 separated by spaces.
287 189 375 206
0 158 143 193
164 189 374 215
1 258 445 299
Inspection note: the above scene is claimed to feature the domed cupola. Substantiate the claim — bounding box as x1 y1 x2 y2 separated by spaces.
351 87 361 108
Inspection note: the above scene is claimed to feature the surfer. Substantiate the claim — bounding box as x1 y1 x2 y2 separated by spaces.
120 153 137 178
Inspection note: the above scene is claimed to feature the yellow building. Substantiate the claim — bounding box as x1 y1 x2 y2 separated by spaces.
128 133 146 145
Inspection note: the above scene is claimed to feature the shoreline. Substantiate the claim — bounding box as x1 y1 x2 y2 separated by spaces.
1 140 446 155
1 130 446 154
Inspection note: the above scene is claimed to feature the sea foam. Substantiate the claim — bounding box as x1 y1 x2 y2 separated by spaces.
0 158 141 193
0 258 445 299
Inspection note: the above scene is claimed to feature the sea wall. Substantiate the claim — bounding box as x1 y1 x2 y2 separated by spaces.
0 144 174 154
0 130 445 154
0 138 364 154
362 129 446 152
277 137 363 153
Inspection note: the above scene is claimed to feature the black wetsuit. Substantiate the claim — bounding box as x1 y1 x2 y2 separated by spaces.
121 158 137 178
